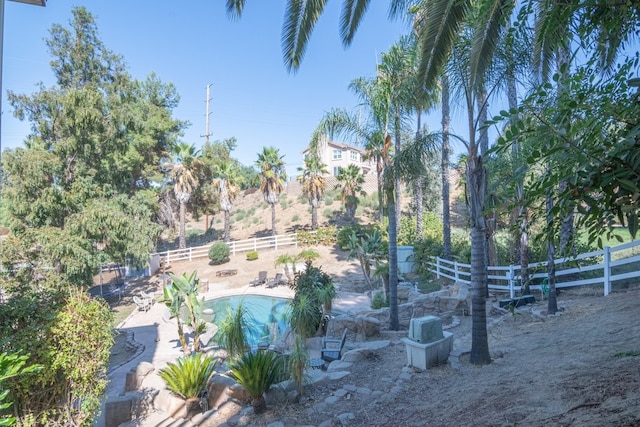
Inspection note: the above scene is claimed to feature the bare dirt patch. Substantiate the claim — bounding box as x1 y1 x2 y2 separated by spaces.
247 288 640 427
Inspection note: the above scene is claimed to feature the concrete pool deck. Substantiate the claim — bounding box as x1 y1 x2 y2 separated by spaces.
97 279 372 426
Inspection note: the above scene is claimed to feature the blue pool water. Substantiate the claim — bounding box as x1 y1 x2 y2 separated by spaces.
202 295 291 347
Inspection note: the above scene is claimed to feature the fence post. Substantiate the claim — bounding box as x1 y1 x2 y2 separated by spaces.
436 257 441 279
275 235 278 250
508 265 515 299
454 261 459 283
254 238 257 251
189 247 193 262
603 245 611 296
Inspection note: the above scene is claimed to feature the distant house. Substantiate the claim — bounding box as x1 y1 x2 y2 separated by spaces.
302 139 374 177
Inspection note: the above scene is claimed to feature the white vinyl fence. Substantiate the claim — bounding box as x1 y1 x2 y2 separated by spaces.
425 240 640 297
153 233 298 267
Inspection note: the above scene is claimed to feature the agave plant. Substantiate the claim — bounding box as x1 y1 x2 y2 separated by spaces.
229 350 281 414
158 353 217 400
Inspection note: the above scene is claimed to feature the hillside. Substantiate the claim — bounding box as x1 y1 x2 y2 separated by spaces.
163 171 467 249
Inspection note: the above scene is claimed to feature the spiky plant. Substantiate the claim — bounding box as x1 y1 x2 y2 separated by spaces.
229 350 281 414
215 301 257 360
158 353 217 400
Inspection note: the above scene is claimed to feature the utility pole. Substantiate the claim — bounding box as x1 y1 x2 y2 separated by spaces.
201 83 212 144
202 83 212 231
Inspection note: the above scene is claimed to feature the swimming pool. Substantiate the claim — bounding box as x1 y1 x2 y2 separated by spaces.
202 294 291 347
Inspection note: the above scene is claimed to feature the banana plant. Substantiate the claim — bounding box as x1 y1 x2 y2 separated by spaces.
162 271 207 353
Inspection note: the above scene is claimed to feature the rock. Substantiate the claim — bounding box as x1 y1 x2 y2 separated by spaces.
135 361 154 376
327 360 353 372
154 388 187 419
355 315 381 337
207 373 238 410
104 396 132 427
341 348 369 363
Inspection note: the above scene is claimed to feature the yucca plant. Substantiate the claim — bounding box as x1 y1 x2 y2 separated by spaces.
288 335 309 395
158 353 217 400
229 350 281 414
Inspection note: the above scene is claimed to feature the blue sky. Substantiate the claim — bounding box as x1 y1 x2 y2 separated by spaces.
2 1 438 177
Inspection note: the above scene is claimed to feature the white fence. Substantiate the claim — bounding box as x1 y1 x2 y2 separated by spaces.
425 240 640 297
153 233 298 266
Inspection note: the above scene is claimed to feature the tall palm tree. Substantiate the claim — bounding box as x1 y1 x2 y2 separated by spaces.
255 147 287 236
163 142 203 249
213 160 241 242
334 164 366 220
297 156 329 230
227 0 640 363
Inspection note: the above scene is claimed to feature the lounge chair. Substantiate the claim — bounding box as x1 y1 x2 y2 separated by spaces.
265 273 283 289
249 270 268 287
321 328 348 364
133 295 152 312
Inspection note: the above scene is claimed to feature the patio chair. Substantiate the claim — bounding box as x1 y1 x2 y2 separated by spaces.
249 270 268 287
321 328 348 364
265 273 284 289
139 290 156 304
133 295 152 312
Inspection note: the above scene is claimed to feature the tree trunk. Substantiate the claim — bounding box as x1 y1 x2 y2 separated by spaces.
441 73 452 260
270 202 277 236
311 201 318 230
179 199 187 249
376 155 384 221
251 395 267 414
467 154 491 365
546 184 558 314
415 179 424 237
394 109 402 237
388 185 399 331
224 209 230 242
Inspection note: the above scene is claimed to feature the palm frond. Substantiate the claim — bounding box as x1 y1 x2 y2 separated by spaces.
282 0 329 72
417 0 471 89
340 0 372 46
469 0 513 90
225 0 245 20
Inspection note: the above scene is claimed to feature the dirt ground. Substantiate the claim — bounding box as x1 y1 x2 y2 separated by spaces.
110 243 640 427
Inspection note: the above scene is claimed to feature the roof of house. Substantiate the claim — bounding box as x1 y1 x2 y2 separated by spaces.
301 140 367 155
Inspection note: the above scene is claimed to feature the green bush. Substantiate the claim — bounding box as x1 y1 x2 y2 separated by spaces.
292 214 300 222
246 250 259 261
0 290 114 426
323 208 333 218
371 291 389 309
208 241 231 265
296 226 337 247
158 353 217 399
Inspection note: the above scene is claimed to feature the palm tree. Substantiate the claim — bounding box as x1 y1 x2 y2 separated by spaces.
227 0 640 364
163 142 203 249
297 156 328 230
334 164 366 220
255 147 287 236
213 160 241 242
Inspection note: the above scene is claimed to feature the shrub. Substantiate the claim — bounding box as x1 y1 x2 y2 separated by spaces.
292 214 300 222
230 349 282 414
371 291 389 309
158 353 217 400
323 208 333 218
246 250 259 261
296 226 337 247
208 241 230 265
336 223 386 250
